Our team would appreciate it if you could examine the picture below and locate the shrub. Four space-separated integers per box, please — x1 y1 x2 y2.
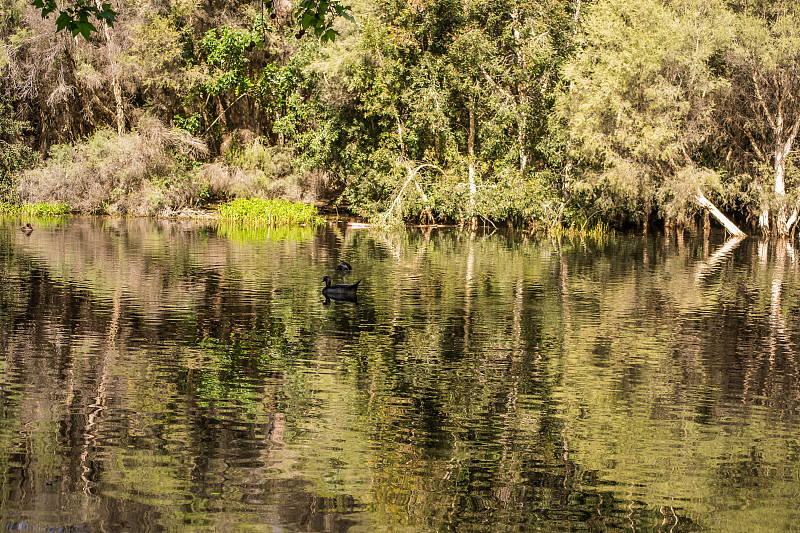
0 201 68 215
0 100 39 200
16 116 208 216
216 197 322 225
198 138 336 204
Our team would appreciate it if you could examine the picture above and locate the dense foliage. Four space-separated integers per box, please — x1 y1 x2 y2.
3 0 800 233
217 196 322 224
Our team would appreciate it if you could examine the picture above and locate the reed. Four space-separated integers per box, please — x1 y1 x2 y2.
550 220 612 240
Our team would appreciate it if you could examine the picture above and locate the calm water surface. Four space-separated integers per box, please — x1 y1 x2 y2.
1 217 799 532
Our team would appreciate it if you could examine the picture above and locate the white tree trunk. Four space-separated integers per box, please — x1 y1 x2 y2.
468 107 477 229
695 191 746 237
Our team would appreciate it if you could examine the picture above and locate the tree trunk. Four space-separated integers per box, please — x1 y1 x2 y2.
751 72 800 237
96 0 123 135
759 207 770 234
468 107 477 229
695 191 746 237
112 77 124 136
518 106 527 177
216 96 228 131
276 109 284 147
774 124 800 236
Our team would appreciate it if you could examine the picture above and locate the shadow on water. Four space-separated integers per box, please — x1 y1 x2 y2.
323 293 358 305
0 217 799 531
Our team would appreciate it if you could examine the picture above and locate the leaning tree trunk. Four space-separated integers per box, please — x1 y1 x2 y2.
695 191 746 238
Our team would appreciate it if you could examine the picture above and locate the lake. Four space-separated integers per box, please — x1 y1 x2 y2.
1 217 799 532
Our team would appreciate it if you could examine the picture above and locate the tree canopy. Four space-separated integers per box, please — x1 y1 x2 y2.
6 0 800 233
32 0 352 42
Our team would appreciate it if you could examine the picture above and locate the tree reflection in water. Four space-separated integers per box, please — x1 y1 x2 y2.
0 217 799 532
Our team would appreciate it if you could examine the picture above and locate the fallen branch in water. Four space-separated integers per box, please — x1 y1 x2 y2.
695 191 746 238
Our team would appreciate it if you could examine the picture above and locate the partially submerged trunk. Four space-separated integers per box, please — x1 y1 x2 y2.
772 112 800 236
695 191 746 238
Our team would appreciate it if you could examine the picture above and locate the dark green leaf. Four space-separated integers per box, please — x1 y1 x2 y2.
55 11 71 31
300 11 314 29
75 20 96 40
322 28 337 43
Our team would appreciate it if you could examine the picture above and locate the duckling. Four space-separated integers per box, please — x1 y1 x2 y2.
334 260 352 272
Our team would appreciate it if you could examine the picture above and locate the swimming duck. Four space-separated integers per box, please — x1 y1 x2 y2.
20 223 33 235
321 275 360 299
334 260 352 271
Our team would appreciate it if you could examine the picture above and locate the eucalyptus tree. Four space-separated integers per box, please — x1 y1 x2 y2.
716 0 800 236
557 0 739 231
445 0 574 225
301 0 574 226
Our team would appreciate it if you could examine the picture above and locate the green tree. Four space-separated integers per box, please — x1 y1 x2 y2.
297 0 573 227
557 0 735 229
178 19 315 150
0 99 38 199
716 1 800 236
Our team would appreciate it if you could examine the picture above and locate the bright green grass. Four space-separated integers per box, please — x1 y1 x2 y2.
0 201 69 216
216 198 322 226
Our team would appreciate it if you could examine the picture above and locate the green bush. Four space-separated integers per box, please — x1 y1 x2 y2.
0 201 69 216
216 197 322 225
0 99 39 200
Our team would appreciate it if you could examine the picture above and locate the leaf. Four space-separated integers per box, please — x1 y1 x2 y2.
55 11 71 32
98 4 116 25
300 11 315 30
32 0 57 17
75 20 96 40
35 0 114 39
98 10 115 25
322 28 337 43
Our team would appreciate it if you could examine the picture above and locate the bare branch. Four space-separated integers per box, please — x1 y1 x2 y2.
744 128 766 161
753 71 777 131
783 114 800 159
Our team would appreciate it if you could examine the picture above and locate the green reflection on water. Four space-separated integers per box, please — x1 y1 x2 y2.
0 219 799 532
216 221 317 242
